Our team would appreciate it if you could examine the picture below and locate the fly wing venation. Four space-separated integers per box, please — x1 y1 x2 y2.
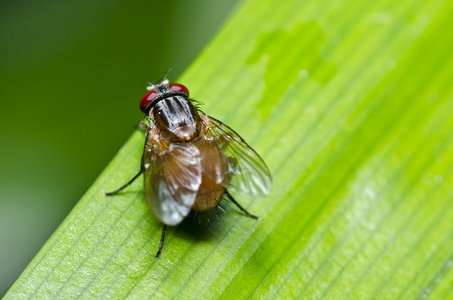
143 140 202 225
203 116 272 198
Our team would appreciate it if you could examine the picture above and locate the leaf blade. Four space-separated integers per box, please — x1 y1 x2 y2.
6 0 453 299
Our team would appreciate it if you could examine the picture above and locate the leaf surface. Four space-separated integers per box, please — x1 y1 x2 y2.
6 0 453 298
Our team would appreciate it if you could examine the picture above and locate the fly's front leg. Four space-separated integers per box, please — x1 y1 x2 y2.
135 120 149 132
105 170 143 196
106 121 149 196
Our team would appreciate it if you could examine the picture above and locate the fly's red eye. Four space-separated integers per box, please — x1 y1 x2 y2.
170 83 189 96
140 90 158 113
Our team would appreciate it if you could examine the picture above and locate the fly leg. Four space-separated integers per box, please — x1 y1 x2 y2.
105 170 143 196
155 224 167 258
135 120 148 132
106 121 148 196
225 190 258 219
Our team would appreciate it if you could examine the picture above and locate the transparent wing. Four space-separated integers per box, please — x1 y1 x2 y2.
203 116 272 198
143 136 202 225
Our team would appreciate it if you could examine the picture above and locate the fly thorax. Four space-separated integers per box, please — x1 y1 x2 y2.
153 96 199 141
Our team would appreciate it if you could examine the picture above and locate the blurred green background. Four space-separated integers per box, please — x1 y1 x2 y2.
0 0 240 295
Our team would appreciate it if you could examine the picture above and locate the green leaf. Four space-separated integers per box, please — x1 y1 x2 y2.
6 0 453 298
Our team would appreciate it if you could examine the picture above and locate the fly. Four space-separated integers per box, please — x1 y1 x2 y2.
106 78 272 257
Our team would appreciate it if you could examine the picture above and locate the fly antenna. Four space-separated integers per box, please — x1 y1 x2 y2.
163 68 172 80
146 82 156 91
156 68 172 84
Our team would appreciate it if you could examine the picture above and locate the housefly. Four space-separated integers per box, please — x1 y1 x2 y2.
106 78 272 257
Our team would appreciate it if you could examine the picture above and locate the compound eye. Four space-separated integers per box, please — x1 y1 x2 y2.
169 83 189 96
140 90 158 113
